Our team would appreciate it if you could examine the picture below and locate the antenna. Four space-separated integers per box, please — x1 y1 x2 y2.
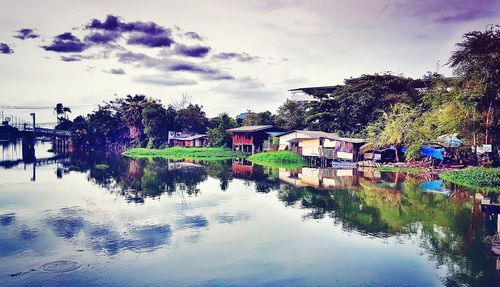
436 60 440 74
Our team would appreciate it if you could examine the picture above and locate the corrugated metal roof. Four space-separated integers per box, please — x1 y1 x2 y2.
170 134 207 141
279 130 365 143
227 125 274 132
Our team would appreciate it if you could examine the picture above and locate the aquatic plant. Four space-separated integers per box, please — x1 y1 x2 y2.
248 151 305 168
439 167 500 194
123 147 245 160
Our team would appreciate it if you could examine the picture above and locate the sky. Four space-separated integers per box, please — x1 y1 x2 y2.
0 0 499 124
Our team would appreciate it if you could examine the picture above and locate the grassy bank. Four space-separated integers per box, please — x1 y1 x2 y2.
439 167 500 194
248 151 305 169
123 147 245 160
375 167 426 174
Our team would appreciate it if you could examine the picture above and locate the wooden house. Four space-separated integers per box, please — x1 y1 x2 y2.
168 131 208 147
277 130 365 162
227 125 284 154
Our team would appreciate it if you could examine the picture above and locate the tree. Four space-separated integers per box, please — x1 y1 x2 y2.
275 100 307 130
305 73 421 135
113 95 151 147
243 111 275 126
176 104 208 133
142 102 171 148
54 103 72 126
449 25 500 146
207 113 237 147
70 116 89 148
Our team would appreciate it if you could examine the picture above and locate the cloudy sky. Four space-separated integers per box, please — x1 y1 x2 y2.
0 0 498 122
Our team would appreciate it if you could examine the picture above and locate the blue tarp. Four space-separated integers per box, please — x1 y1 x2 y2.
420 146 444 160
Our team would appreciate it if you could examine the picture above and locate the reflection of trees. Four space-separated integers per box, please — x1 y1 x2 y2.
205 160 233 191
277 178 499 285
65 155 209 199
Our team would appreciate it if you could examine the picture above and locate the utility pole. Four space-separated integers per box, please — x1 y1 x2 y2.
30 113 36 139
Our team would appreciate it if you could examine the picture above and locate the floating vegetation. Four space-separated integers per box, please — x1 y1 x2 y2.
248 151 305 169
439 167 500 194
123 147 245 160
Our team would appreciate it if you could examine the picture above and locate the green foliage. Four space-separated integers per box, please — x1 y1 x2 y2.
123 147 245 160
176 104 209 133
449 25 500 145
243 111 275 126
95 164 109 170
275 100 306 130
439 167 500 194
142 102 171 149
306 73 420 135
207 113 237 147
248 151 305 168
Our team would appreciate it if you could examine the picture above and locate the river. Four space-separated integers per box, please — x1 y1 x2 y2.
0 141 498 286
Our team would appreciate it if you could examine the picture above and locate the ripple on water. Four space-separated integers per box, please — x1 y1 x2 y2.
39 260 80 273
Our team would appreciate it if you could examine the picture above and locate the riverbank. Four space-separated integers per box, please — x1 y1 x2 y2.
248 151 305 169
123 147 245 160
374 166 426 174
438 167 500 194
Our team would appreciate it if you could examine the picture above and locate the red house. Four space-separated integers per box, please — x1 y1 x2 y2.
227 125 283 154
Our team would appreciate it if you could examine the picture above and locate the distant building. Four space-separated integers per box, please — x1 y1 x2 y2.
227 125 284 154
168 131 208 147
288 86 337 104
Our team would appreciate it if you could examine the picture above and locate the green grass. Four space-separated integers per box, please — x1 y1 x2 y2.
95 164 109 170
248 151 305 169
439 167 500 194
375 167 426 174
123 147 246 160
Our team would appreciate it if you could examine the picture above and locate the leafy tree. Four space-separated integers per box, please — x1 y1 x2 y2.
112 95 150 147
275 100 306 130
449 24 500 146
207 113 237 147
243 111 275 126
70 116 89 148
142 102 171 148
176 104 209 133
306 73 421 135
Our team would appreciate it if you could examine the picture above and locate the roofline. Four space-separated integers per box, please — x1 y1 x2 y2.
288 85 338 92
227 125 275 133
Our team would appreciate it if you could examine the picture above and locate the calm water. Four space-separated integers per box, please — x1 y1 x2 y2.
0 141 499 286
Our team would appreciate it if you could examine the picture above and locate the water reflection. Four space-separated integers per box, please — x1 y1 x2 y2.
0 144 499 286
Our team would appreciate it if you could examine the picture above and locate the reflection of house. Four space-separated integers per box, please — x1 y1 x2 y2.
228 125 284 154
168 131 208 147
277 130 366 162
278 167 360 189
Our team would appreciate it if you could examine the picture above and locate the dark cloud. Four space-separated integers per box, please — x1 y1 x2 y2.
212 52 259 62
436 8 496 23
42 32 87 53
61 56 82 62
388 0 498 23
127 32 174 48
84 31 121 44
117 51 234 80
14 28 39 40
108 68 126 75
174 44 210 57
183 31 204 41
87 15 174 48
135 75 196 86
0 43 14 54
